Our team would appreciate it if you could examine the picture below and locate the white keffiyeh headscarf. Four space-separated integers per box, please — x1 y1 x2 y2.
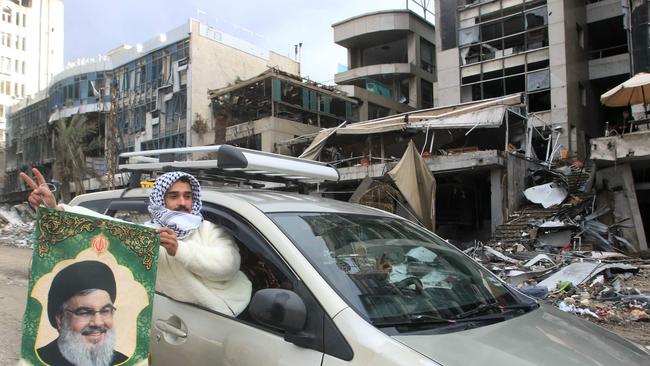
147 171 203 239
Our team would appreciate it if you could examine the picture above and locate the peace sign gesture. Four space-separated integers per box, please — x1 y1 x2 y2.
18 168 57 209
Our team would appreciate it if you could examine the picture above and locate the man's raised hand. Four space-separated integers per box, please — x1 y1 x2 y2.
18 168 57 209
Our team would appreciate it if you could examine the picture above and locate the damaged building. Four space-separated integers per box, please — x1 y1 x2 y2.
332 9 436 118
435 0 650 159
590 129 650 251
4 18 299 197
207 69 358 154
282 93 530 243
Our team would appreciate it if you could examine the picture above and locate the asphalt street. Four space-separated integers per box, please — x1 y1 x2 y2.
0 245 31 364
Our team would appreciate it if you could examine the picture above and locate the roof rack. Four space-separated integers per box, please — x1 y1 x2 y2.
118 144 340 185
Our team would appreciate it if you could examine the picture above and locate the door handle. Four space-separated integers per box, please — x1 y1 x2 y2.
155 319 187 338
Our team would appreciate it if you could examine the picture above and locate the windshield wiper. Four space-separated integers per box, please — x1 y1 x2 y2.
373 314 456 327
455 301 539 320
409 314 456 323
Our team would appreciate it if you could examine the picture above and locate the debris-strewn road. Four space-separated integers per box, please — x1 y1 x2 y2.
0 245 31 364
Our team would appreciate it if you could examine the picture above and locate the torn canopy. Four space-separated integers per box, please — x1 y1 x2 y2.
388 140 436 230
299 121 346 160
297 93 522 160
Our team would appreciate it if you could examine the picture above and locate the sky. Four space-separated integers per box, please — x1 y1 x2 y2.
62 0 434 84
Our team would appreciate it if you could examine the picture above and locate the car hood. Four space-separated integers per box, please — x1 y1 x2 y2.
393 304 649 366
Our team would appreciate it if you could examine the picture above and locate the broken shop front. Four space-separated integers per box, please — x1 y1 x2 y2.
286 94 532 243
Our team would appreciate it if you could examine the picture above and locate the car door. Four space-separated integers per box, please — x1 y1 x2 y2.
106 200 326 365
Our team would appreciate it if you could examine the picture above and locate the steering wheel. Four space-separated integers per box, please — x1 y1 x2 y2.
395 276 424 294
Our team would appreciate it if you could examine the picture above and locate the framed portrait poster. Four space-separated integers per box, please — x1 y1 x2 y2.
19 208 159 366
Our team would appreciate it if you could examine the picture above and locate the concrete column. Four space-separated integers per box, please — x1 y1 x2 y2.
621 164 648 251
490 167 504 234
410 76 421 108
408 33 421 108
407 33 419 65
359 101 369 121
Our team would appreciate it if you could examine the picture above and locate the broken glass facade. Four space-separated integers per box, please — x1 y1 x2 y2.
5 38 191 192
631 0 650 74
4 97 52 189
211 73 357 130
49 72 110 109
457 0 550 112
44 38 190 153
113 39 190 151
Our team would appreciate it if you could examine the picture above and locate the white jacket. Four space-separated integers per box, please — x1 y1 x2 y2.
59 204 252 316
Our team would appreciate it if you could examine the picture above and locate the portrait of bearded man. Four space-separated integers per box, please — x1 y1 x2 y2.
37 260 128 366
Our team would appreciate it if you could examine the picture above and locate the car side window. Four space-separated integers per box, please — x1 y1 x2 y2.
201 209 297 330
76 198 112 214
111 210 150 224
104 200 149 224
201 207 354 360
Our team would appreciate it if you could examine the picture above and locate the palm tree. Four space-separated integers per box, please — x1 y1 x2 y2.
53 114 101 202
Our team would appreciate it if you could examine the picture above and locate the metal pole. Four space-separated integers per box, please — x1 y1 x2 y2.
106 82 118 190
625 0 635 75
504 110 509 151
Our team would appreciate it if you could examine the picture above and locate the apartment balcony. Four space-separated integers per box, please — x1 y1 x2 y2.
589 51 630 80
587 0 623 24
334 63 419 84
333 10 433 49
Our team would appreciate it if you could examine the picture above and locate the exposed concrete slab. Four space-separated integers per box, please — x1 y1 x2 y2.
621 164 648 251
590 131 650 162
333 10 434 48
335 62 434 84
587 0 623 24
490 168 504 235
589 53 630 80
338 150 504 182
596 165 648 251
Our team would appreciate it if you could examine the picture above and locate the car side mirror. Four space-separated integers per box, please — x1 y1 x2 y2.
249 289 307 333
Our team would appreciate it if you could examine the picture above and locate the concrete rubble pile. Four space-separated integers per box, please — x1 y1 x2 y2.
467 162 650 326
0 203 35 249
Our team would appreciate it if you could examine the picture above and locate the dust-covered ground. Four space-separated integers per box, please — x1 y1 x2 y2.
573 266 650 347
0 245 31 364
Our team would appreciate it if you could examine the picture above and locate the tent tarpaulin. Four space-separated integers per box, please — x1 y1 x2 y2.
388 140 436 230
299 121 346 160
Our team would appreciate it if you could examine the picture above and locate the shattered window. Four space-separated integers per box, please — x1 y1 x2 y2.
526 28 548 50
458 26 479 46
420 39 434 73
525 6 547 30
527 69 550 92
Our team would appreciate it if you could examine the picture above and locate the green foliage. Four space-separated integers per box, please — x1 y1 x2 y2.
53 115 101 201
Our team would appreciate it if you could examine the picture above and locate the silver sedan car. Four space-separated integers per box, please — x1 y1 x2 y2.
70 187 650 366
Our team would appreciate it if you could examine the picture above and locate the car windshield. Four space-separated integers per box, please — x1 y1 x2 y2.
270 212 530 328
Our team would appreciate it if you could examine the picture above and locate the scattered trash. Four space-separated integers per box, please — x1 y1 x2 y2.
539 262 638 291
519 284 549 299
476 164 650 343
0 204 35 249
558 301 600 318
524 183 569 208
